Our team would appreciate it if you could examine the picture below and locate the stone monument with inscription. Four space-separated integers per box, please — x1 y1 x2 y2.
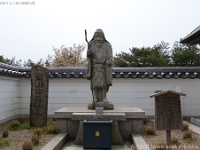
150 90 186 150
30 65 49 127
86 29 114 110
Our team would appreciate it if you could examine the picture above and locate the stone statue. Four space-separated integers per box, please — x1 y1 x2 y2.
86 29 114 110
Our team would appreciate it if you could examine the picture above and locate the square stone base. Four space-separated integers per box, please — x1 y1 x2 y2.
54 107 145 142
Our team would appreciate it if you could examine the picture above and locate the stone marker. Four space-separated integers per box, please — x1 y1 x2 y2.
150 90 186 150
30 65 49 127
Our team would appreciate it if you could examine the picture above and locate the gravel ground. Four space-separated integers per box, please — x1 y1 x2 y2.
2 118 200 150
0 119 57 150
142 119 200 150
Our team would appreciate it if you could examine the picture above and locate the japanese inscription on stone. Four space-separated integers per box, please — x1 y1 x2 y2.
155 93 183 130
30 65 49 127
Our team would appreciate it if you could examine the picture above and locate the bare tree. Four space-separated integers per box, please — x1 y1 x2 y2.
52 43 86 67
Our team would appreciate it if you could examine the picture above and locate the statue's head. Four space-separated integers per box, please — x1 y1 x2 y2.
93 29 106 47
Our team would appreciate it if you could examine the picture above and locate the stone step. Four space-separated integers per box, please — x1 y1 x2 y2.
41 133 68 150
132 134 150 150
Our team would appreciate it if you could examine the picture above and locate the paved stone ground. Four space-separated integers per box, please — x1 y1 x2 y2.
42 120 200 150
61 141 134 150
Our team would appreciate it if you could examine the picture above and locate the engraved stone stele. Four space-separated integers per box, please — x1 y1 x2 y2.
86 29 114 110
30 65 49 127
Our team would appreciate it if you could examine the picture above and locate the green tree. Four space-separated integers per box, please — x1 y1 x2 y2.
0 56 22 66
44 55 53 67
149 41 170 66
0 55 4 62
23 58 49 67
171 41 200 66
114 51 132 67
23 59 36 67
114 41 170 67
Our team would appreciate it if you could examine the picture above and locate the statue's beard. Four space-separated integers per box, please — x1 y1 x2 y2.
95 41 103 47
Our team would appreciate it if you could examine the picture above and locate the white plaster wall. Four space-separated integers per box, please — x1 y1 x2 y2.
109 79 200 117
17 78 31 116
18 78 91 116
1 77 200 122
0 77 19 122
18 78 200 117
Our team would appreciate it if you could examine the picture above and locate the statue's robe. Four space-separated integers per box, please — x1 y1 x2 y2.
87 41 113 89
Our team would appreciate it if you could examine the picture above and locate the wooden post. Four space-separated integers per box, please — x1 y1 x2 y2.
166 130 171 150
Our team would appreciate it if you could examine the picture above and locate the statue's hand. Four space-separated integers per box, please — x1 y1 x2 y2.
87 49 93 57
106 61 112 66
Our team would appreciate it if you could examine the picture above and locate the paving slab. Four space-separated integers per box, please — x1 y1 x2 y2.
61 141 134 150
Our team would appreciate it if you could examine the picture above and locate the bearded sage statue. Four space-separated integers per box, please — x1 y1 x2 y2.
86 29 114 110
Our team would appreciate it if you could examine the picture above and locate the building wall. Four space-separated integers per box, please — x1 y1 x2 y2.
0 77 200 122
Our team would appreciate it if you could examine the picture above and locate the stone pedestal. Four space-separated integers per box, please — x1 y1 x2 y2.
72 112 125 144
54 107 145 144
88 101 114 110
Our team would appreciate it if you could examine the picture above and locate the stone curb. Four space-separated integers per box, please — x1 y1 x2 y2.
132 134 150 150
185 121 200 135
191 118 200 127
41 133 68 150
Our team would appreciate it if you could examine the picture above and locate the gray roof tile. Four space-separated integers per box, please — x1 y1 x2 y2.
1 63 200 79
181 25 200 45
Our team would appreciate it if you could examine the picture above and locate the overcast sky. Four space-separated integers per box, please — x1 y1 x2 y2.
0 0 200 62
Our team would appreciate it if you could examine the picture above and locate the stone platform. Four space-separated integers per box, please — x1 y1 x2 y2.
54 107 145 144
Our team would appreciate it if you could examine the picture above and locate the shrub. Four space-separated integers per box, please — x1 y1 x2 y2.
171 135 179 146
2 129 9 138
22 140 33 150
143 117 151 124
8 120 29 130
145 125 155 135
155 142 166 150
18 117 25 124
33 128 42 137
31 134 39 146
52 117 56 121
42 125 58 134
183 130 192 140
10 120 20 128
182 122 189 131
0 139 10 149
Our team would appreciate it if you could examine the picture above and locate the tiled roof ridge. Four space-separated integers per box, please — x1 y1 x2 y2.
0 62 200 79
181 25 200 42
180 25 200 45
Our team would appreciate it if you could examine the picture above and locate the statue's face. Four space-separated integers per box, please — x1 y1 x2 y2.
94 32 104 47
